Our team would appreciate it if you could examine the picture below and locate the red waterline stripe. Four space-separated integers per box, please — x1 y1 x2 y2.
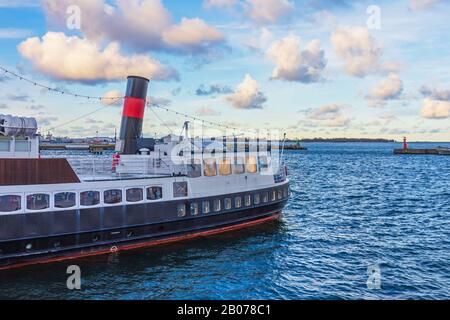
122 97 146 119
0 213 281 271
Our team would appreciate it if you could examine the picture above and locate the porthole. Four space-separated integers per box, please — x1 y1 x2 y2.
0 195 21 213
254 194 260 205
214 199 221 212
271 191 276 201
25 243 33 251
202 201 211 214
190 203 199 216
245 195 251 207
224 198 232 210
235 196 242 208
177 203 187 217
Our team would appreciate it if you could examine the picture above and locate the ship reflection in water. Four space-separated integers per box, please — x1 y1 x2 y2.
0 218 284 300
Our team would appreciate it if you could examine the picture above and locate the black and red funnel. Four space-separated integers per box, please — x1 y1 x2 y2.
116 76 149 154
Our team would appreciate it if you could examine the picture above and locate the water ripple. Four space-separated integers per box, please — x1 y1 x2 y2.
0 143 449 299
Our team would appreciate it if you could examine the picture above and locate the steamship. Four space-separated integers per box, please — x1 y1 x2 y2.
0 76 290 270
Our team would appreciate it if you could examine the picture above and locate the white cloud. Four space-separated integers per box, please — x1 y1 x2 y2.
196 106 221 116
307 103 351 127
204 0 238 9
226 74 267 109
366 73 404 107
419 84 450 119
147 96 172 107
309 104 342 120
267 36 326 83
102 90 123 106
204 0 294 24
244 27 274 52
421 98 450 119
42 0 225 54
246 0 294 24
420 85 450 101
331 26 399 77
162 18 224 52
18 32 178 83
409 0 440 10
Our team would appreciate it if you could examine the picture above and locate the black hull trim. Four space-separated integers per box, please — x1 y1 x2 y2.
0 201 286 270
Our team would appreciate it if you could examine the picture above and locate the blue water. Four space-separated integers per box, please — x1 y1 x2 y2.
0 142 449 300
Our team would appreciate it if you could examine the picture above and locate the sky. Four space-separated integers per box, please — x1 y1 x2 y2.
0 0 449 141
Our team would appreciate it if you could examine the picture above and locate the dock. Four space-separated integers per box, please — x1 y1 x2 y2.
285 144 308 151
394 137 450 156
40 143 116 154
394 149 439 155
394 137 449 155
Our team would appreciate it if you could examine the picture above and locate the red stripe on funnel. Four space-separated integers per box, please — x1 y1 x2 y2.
123 97 145 119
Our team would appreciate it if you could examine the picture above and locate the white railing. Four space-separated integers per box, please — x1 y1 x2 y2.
66 157 188 181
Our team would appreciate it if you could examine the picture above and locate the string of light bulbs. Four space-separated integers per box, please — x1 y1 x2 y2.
0 66 123 101
1 65 247 134
149 103 243 133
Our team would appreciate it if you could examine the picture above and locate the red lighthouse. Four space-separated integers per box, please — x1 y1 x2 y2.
403 137 409 150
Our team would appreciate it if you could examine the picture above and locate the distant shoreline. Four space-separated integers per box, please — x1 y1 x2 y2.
292 138 396 143
288 139 449 143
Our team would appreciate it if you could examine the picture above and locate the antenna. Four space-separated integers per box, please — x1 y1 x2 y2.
181 121 190 140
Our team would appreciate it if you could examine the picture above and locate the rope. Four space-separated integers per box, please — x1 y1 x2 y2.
46 105 110 132
0 66 124 101
150 107 175 135
1 65 250 135
149 103 242 133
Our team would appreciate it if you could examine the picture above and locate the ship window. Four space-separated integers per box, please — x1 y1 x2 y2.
283 188 288 198
187 160 202 178
224 198 232 210
278 190 283 200
245 195 252 207
126 188 144 203
177 204 187 217
254 194 260 205
0 140 10 152
80 191 100 207
0 195 21 212
288 186 291 197
27 194 50 211
104 190 122 204
202 201 210 214
233 157 245 175
263 192 269 203
190 203 199 216
147 187 163 200
235 196 242 209
271 190 276 201
218 158 232 176
214 199 221 212
174 182 188 198
245 156 258 174
203 159 217 177
258 156 269 172
54 192 76 209
15 140 31 152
